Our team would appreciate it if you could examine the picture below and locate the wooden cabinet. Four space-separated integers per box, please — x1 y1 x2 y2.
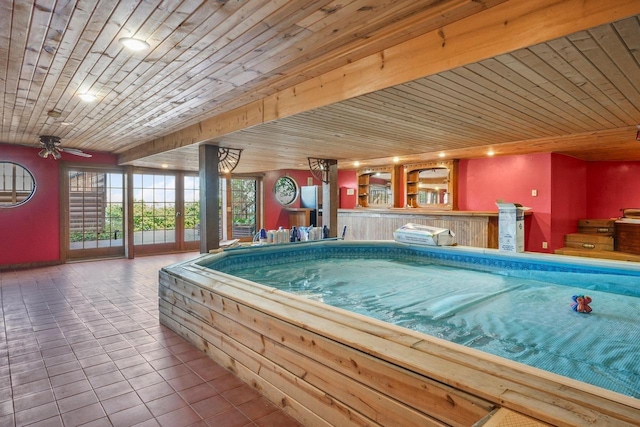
564 233 614 251
357 174 369 207
406 170 419 208
615 221 640 255
578 219 615 235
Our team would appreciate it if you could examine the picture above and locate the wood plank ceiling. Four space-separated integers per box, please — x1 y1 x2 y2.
2 1 640 173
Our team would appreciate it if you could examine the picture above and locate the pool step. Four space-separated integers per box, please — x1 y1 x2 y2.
554 247 640 262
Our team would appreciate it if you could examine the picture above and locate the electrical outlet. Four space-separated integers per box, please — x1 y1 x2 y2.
532 189 538 197
542 241 548 249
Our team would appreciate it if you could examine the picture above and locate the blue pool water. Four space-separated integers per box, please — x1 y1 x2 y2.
205 243 640 398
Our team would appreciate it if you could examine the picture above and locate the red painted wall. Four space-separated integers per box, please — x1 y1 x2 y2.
550 154 587 250
458 153 553 252
0 144 117 267
263 169 358 230
586 161 640 219
263 170 322 230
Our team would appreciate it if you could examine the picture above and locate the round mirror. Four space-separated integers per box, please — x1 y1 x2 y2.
274 175 298 206
0 162 36 208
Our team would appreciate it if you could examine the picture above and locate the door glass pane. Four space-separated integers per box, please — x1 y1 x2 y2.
231 178 257 239
184 175 200 242
133 173 176 245
68 171 124 250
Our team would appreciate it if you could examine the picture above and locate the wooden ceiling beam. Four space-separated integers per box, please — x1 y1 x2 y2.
119 0 640 165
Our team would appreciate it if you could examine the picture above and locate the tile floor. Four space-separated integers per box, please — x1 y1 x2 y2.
0 254 303 427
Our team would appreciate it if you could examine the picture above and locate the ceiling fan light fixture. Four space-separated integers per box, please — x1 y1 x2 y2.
119 37 150 51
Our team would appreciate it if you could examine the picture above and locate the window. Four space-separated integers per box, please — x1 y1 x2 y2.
0 162 36 207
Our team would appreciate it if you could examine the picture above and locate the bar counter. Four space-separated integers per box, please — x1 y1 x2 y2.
337 208 499 248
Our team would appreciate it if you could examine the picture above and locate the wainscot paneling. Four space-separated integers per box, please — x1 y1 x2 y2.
338 209 498 248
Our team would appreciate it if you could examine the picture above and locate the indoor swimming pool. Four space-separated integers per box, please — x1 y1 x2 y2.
160 241 640 427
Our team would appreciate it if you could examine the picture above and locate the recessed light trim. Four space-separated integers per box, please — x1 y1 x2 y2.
119 37 150 51
78 93 97 102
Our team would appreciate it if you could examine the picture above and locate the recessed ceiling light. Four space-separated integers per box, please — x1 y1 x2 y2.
487 150 495 156
60 122 73 126
353 161 360 167
438 152 445 158
393 156 399 163
47 110 62 118
161 163 169 169
119 37 150 51
78 93 97 102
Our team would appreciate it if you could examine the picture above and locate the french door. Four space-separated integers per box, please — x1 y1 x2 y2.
63 167 126 260
132 170 200 255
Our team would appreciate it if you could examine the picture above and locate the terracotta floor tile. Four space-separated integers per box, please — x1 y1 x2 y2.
120 362 155 380
46 360 82 377
205 408 251 427
191 395 233 419
14 401 60 426
167 372 205 391
57 390 99 413
253 410 303 427
13 389 55 412
222 385 262 406
145 393 187 417
0 400 13 417
102 391 144 415
28 415 64 426
53 379 93 400
236 396 278 421
178 383 219 404
43 352 77 367
135 382 175 404
94 380 135 401
61 402 106 427
88 371 126 389
147 355 182 370
127 418 160 427
83 361 118 378
1 254 301 427
12 378 51 398
128 372 165 390
156 406 201 427
77 417 112 427
108 404 154 427
208 373 246 393
114 354 151 370
157 364 192 381
78 354 111 369
50 369 87 388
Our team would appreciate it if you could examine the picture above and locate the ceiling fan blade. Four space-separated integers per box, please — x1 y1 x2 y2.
60 148 92 157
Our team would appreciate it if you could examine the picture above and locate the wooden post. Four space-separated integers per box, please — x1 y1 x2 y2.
321 160 338 238
199 145 220 253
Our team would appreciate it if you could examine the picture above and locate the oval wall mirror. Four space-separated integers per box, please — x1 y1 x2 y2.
0 162 36 208
274 175 299 206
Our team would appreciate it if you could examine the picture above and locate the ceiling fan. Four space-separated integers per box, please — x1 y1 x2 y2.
38 135 92 159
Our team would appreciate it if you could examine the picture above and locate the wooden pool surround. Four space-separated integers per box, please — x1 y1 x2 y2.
159 252 640 427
